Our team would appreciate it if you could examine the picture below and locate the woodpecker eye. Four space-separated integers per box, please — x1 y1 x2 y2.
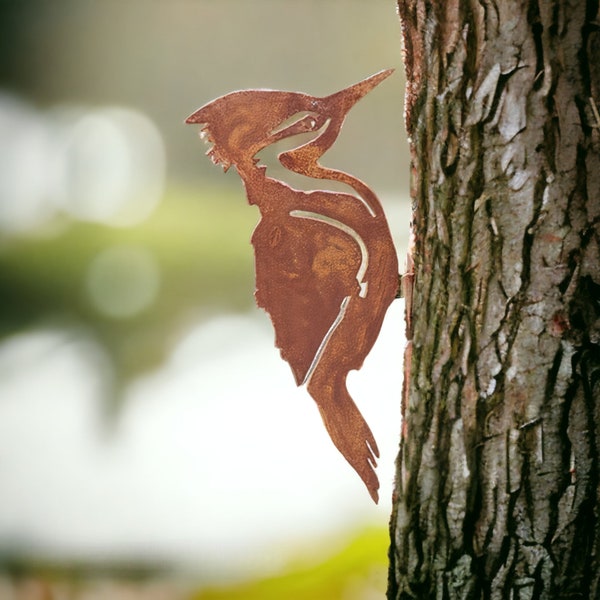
270 112 325 139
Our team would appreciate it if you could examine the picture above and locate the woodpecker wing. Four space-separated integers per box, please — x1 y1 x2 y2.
252 210 363 386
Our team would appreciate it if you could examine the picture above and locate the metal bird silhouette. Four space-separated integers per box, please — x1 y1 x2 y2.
186 70 399 502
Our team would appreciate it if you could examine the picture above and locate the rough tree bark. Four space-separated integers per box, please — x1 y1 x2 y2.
388 1 600 598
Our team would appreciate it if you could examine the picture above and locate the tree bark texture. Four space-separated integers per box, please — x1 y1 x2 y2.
388 1 600 598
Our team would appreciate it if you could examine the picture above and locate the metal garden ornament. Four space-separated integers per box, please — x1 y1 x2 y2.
186 70 399 502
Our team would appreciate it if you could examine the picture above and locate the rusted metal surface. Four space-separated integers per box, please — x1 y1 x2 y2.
187 70 399 502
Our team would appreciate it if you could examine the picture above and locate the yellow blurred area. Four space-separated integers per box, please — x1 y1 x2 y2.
0 1 409 597
192 528 390 600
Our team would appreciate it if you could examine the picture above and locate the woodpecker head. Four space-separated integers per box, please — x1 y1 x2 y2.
186 69 393 173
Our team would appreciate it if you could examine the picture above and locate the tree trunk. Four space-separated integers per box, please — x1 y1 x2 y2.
388 1 600 598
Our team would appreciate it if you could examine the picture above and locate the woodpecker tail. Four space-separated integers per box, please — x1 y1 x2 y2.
307 369 380 503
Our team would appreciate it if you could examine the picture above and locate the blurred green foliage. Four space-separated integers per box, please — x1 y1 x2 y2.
0 526 390 599
0 185 256 386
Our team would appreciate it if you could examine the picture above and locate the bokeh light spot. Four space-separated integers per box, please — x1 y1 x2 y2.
0 95 54 233
59 107 166 227
86 245 160 319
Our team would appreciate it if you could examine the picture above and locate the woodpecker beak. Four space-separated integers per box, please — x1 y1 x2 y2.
321 69 394 115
